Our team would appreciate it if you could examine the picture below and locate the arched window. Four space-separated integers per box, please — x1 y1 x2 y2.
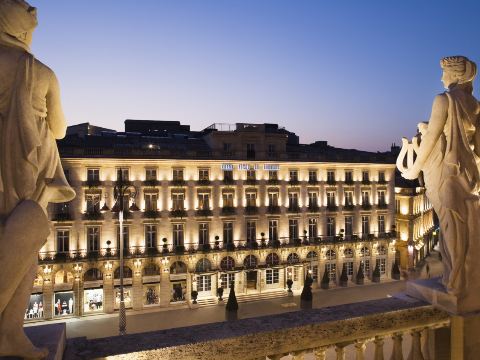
220 256 235 271
266 253 280 266
114 266 132 279
84 268 103 281
170 261 187 274
325 249 336 260
143 263 160 276
361 246 370 257
377 245 387 255
243 255 258 269
343 248 354 258
54 270 74 284
195 258 212 273
287 253 300 264
306 251 318 260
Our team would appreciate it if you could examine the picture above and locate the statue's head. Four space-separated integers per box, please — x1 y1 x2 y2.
440 56 477 90
0 0 37 48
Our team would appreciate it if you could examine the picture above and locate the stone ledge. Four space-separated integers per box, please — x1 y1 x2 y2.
64 297 449 359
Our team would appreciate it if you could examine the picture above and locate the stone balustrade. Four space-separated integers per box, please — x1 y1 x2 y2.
65 297 450 360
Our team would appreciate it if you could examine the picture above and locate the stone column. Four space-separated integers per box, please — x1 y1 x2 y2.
73 279 82 316
374 336 385 360
42 280 53 319
314 347 327 360
355 340 366 360
103 275 114 314
408 329 424 360
450 314 480 360
391 332 404 360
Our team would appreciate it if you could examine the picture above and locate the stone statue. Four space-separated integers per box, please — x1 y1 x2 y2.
0 0 75 358
397 56 480 310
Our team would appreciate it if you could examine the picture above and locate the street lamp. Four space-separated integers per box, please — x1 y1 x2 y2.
101 171 138 335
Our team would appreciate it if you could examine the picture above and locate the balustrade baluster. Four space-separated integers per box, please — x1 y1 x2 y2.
421 328 432 360
267 354 284 360
313 347 327 360
355 340 367 360
374 336 385 360
335 344 346 360
291 350 308 359
407 330 424 360
390 333 404 360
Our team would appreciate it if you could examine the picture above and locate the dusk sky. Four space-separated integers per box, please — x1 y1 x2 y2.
29 0 480 152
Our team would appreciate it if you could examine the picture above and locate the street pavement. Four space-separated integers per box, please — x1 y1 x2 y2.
26 251 443 342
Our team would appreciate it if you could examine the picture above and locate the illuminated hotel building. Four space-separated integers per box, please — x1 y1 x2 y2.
394 175 437 271
27 121 398 320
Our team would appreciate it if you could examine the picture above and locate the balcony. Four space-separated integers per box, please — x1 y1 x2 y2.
267 178 279 185
221 206 236 216
288 179 300 186
308 179 319 185
343 203 355 211
113 211 132 220
169 209 187 218
244 178 257 185
307 205 320 213
244 206 258 215
196 179 211 186
82 179 103 187
142 179 160 187
326 179 337 185
169 179 186 186
222 178 235 185
344 178 354 185
195 208 213 217
143 210 161 219
377 202 388 209
361 179 371 185
362 203 372 210
266 205 281 214
326 204 338 212
287 205 300 213
67 297 450 359
82 211 104 221
52 212 73 221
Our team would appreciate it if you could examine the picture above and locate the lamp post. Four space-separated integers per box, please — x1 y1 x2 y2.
101 171 138 335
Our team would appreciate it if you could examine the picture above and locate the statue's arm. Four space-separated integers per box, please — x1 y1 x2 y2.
402 94 448 179
45 71 67 139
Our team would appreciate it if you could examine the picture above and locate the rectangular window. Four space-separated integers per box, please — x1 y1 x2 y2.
308 265 318 282
268 170 278 181
172 168 184 181
223 170 233 181
308 218 318 239
289 170 298 182
326 263 336 281
57 230 70 253
173 224 184 246
362 191 370 205
327 170 335 183
289 219 298 241
86 194 101 213
246 221 256 243
222 192 234 207
362 216 370 236
268 192 278 207
145 225 157 248
223 222 233 244
172 193 184 211
362 171 369 182
246 169 256 180
247 143 255 159
199 223 209 245
346 261 354 276
267 144 276 157
293 267 299 281
288 192 299 209
308 170 317 183
378 171 386 183
116 225 129 250
345 170 353 183
220 273 235 289
378 215 385 235
345 216 353 236
116 168 129 181
246 192 257 207
327 191 336 207
145 168 157 181
87 227 100 252
327 217 335 237
378 190 386 205
198 169 209 181
308 192 318 207
269 220 278 241
197 275 212 292
361 260 370 275
87 168 99 182
344 191 354 206
198 193 210 210
223 143 232 152
266 269 279 284
144 193 158 211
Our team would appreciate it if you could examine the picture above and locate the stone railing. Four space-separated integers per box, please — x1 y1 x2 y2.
65 297 450 360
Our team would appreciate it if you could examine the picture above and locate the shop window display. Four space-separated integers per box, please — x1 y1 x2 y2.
54 291 74 316
170 281 186 302
143 284 160 306
114 287 132 309
25 294 44 320
83 288 103 313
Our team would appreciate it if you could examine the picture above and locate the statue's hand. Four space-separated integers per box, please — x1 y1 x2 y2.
401 166 420 180
417 122 428 136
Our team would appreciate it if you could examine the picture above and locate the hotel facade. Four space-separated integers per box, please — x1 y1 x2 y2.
26 121 398 320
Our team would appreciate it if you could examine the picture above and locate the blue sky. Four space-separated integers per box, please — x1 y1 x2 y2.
29 0 480 151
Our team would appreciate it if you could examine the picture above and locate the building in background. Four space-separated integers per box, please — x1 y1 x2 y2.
29 120 398 320
394 174 437 271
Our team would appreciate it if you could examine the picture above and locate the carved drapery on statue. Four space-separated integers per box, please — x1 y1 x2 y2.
397 56 480 299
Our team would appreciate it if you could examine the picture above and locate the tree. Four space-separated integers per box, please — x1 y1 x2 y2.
225 282 238 312
340 263 348 287
300 274 313 302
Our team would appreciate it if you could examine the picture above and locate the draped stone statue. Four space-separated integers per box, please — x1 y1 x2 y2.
397 56 480 312
0 0 75 357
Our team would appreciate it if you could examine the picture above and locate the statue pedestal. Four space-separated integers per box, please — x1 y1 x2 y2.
406 277 480 315
0 323 66 360
407 277 480 360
